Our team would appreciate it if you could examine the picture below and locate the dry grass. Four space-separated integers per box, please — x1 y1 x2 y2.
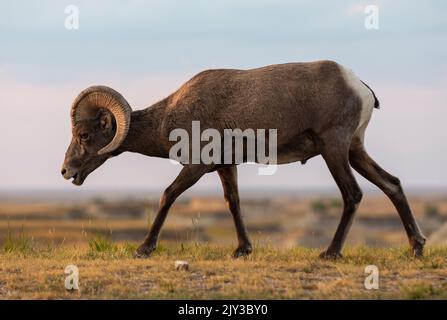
1 236 447 299
1 194 446 299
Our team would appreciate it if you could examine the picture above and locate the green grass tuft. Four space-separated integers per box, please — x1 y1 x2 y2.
2 226 34 254
401 283 444 299
87 234 118 257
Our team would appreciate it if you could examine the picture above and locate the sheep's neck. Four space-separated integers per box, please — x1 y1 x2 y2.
118 102 170 159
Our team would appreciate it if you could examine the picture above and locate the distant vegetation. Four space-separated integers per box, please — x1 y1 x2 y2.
425 204 440 219
311 198 343 215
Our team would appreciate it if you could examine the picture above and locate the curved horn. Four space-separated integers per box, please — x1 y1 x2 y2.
71 85 132 155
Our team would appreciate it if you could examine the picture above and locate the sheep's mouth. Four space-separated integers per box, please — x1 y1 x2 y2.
63 159 105 186
63 170 83 185
72 173 85 186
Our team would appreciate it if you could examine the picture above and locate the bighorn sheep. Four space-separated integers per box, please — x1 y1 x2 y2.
61 60 426 258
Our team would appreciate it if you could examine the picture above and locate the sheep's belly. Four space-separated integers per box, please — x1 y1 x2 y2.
274 131 320 165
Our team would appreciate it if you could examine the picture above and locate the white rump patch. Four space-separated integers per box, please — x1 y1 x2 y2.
340 66 375 136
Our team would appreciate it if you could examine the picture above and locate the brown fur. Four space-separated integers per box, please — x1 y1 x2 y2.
62 60 425 259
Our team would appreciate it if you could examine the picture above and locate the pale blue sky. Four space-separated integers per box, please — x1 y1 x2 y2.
1 1 446 192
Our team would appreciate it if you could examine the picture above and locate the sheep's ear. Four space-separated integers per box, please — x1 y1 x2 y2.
99 111 113 131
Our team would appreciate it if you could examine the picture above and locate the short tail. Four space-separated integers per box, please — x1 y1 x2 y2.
360 80 380 109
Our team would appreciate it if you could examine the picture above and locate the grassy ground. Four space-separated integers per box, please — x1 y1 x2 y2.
1 235 447 299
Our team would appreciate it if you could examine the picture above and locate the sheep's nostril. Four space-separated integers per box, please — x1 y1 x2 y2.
61 168 67 176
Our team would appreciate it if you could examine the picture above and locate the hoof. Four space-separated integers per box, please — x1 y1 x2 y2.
233 244 253 258
134 244 155 259
412 237 426 258
319 250 342 260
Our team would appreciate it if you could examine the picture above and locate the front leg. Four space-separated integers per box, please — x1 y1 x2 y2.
135 165 210 258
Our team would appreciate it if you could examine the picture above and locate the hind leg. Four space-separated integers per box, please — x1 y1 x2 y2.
349 137 426 256
319 138 363 259
217 165 252 258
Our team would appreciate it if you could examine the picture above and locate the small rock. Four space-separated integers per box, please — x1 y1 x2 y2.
175 260 189 271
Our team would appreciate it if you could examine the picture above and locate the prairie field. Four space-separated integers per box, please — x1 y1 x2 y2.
1 191 447 299
1 243 447 299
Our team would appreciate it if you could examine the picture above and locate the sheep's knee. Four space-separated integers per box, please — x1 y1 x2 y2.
383 176 404 198
344 187 363 209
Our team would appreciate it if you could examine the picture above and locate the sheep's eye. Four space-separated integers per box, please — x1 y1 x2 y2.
79 133 89 141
